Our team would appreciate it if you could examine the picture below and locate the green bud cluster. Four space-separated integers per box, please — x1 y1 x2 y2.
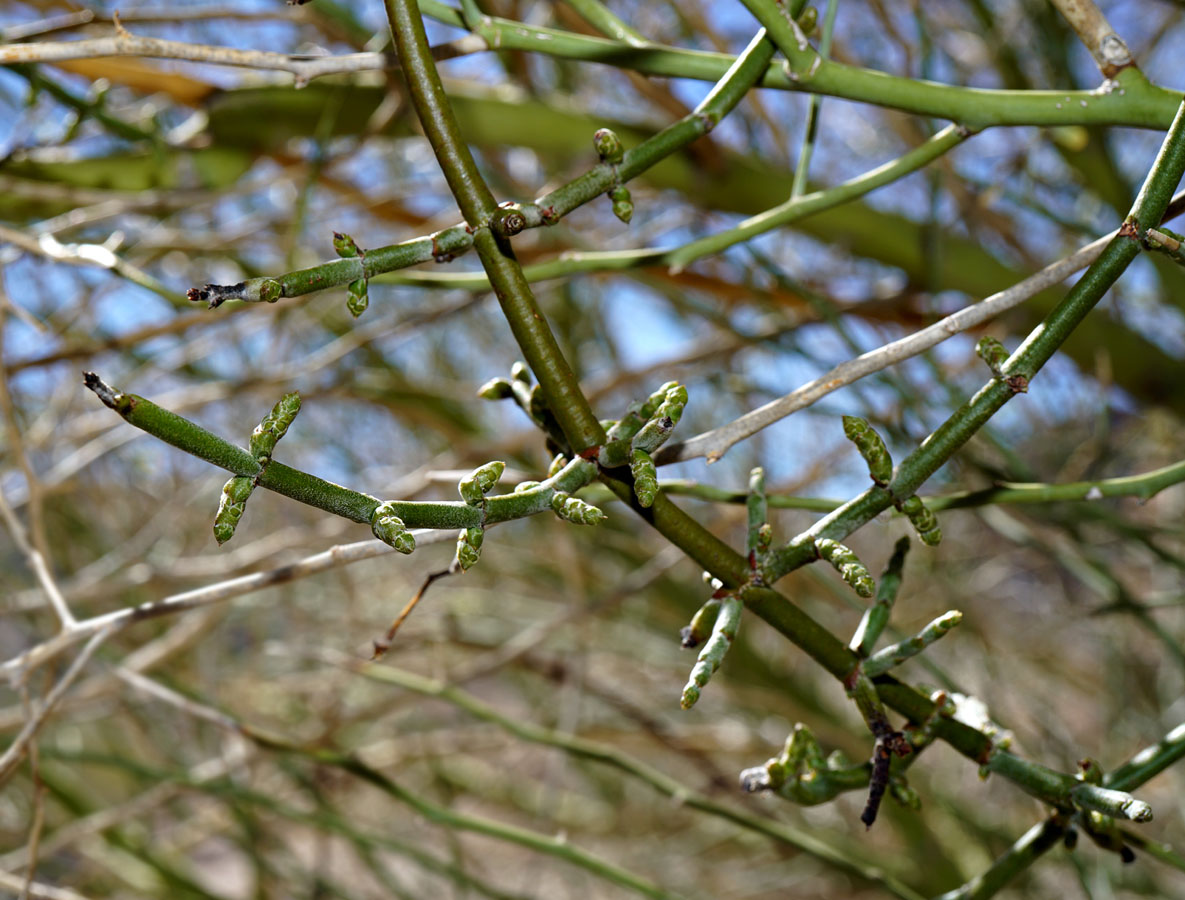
842 415 892 484
975 336 1009 374
681 593 742 709
455 526 484 571
490 207 527 238
459 460 506 505
333 231 360 258
631 383 687 453
250 392 301 462
551 491 606 525
629 448 658 507
258 279 283 304
598 382 688 507
609 185 633 223
756 523 773 553
213 475 254 545
333 232 370 317
213 391 303 544
900 494 942 545
740 724 878 807
593 127 624 164
889 780 921 810
602 381 677 446
346 277 368 318
816 538 875 597
371 502 415 554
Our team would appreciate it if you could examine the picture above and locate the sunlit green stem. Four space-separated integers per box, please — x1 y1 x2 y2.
654 457 1185 511
862 611 963 677
665 124 969 269
191 119 964 308
562 0 648 46
850 536 909 656
1106 721 1185 790
680 597 721 649
933 818 1069 900
681 593 742 709
746 467 768 560
84 372 605 533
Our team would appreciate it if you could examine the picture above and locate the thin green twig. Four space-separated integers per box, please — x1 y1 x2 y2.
356 663 926 900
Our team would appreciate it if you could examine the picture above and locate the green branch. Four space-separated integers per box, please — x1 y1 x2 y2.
934 818 1069 900
358 664 926 899
82 372 605 534
188 115 962 307
761 99 1185 584
188 27 792 311
413 0 1184 129
655 456 1185 512
54 747 679 900
590 467 1136 816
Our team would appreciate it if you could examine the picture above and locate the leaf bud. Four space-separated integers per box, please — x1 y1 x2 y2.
592 127 624 164
333 231 360 258
371 502 415 554
346 277 368 318
477 377 514 400
609 185 633 224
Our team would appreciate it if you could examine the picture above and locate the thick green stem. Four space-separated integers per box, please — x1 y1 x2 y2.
385 0 602 451
386 0 496 225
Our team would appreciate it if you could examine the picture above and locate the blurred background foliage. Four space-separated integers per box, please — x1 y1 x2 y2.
2 0 1185 897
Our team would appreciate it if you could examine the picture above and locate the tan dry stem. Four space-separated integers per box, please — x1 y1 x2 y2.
1047 0 1133 75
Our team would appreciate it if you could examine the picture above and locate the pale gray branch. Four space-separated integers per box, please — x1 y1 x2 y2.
0 32 486 85
1 531 456 680
657 227 1123 465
